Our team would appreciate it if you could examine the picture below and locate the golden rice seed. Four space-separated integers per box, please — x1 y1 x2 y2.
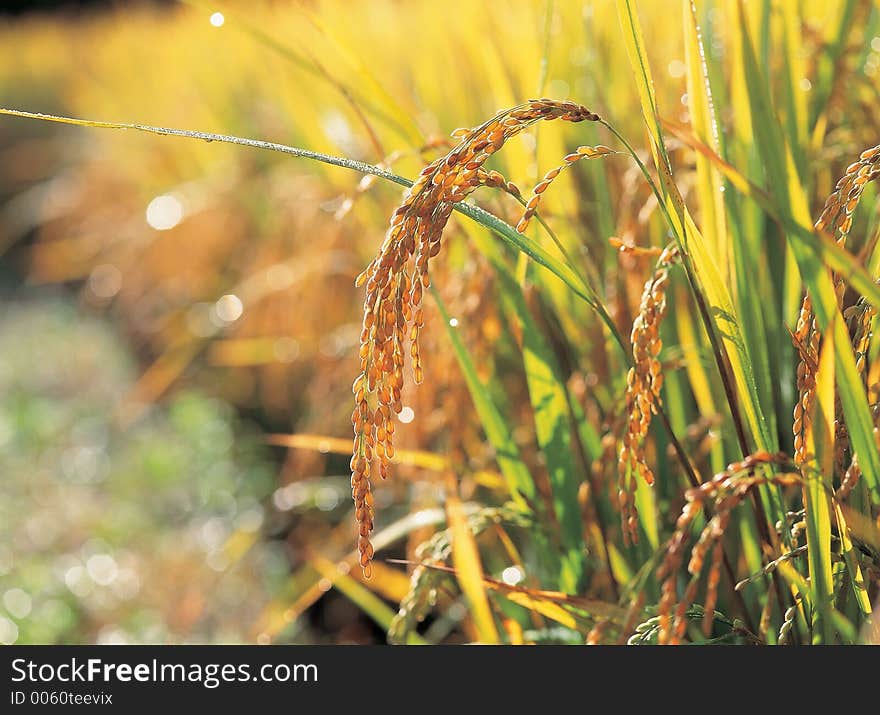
671 579 699 645
777 598 802 645
657 580 677 645
702 542 723 637
837 456 861 500
533 180 551 195
626 513 639 537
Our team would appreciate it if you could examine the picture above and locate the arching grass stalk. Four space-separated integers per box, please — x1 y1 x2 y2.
0 108 602 312
0 108 635 366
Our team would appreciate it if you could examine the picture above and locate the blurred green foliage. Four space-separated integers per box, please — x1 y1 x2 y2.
0 298 284 643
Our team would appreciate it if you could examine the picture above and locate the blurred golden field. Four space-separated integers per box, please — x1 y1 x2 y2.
1 0 879 645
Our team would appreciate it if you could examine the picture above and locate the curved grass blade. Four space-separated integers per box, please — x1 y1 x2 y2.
432 287 536 508
253 507 448 641
265 433 447 471
805 334 835 643
684 0 728 275
663 119 880 309
0 108 606 320
493 252 586 592
733 6 880 504
310 555 429 645
446 492 501 643
833 503 872 620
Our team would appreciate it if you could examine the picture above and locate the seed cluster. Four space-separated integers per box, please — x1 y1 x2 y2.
476 168 523 201
734 544 809 592
793 145 880 471
656 451 796 645
792 293 819 466
617 245 679 544
778 592 804 645
352 99 600 574
814 145 880 237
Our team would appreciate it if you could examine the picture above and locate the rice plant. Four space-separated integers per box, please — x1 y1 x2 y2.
1 0 879 644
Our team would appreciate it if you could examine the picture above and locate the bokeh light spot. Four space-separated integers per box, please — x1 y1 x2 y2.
215 294 244 323
273 337 300 363
501 566 524 586
88 264 122 299
668 59 686 78
145 194 184 230
86 554 118 586
3 588 32 619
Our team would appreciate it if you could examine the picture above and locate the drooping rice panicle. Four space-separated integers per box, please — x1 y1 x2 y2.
656 451 796 644
813 145 880 238
586 618 611 645
701 541 724 637
617 245 679 544
793 145 879 473
352 99 600 574
792 294 819 467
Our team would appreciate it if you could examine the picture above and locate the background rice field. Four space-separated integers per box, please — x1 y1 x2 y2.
0 0 879 644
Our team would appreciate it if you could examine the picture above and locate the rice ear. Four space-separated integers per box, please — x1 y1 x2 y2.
351 100 600 573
